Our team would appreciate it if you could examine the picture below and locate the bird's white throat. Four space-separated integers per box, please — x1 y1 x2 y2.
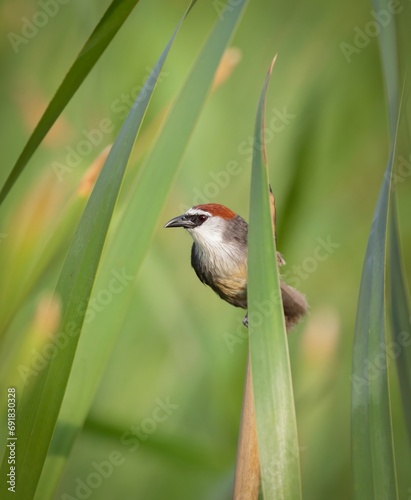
188 218 246 275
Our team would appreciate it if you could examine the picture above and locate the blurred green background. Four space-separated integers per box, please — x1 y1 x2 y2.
1 0 411 498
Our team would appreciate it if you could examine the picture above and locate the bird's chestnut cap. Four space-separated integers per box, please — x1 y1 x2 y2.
164 203 236 229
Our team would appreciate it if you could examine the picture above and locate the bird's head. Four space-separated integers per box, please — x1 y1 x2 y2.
164 203 246 251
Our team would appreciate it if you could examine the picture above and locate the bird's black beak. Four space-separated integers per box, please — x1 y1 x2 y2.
164 214 194 229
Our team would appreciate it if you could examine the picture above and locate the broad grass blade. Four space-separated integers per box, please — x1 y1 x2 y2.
350 144 399 500
248 58 302 499
350 106 400 500
388 203 411 445
375 0 411 450
350 0 410 496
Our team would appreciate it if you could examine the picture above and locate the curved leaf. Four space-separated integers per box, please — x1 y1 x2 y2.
248 58 302 499
350 145 398 499
389 203 411 445
350 0 399 489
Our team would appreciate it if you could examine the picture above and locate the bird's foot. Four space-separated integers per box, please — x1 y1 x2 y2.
242 313 248 328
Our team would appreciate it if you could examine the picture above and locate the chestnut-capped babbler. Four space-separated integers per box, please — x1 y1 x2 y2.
165 203 307 329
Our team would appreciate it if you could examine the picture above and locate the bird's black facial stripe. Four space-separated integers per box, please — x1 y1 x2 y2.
187 213 209 227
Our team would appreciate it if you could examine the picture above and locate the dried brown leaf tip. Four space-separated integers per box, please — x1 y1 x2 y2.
269 185 277 239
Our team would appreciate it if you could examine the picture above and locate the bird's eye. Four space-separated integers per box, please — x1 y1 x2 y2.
197 214 207 224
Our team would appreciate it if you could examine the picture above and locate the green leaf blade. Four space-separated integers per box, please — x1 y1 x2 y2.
389 205 411 445
248 61 302 499
350 148 398 500
351 2 411 499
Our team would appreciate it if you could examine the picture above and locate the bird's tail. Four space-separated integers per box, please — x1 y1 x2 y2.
280 280 308 331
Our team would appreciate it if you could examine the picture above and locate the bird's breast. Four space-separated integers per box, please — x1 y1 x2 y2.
191 243 248 308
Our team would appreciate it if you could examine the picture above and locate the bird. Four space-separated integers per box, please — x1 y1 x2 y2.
164 202 308 330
